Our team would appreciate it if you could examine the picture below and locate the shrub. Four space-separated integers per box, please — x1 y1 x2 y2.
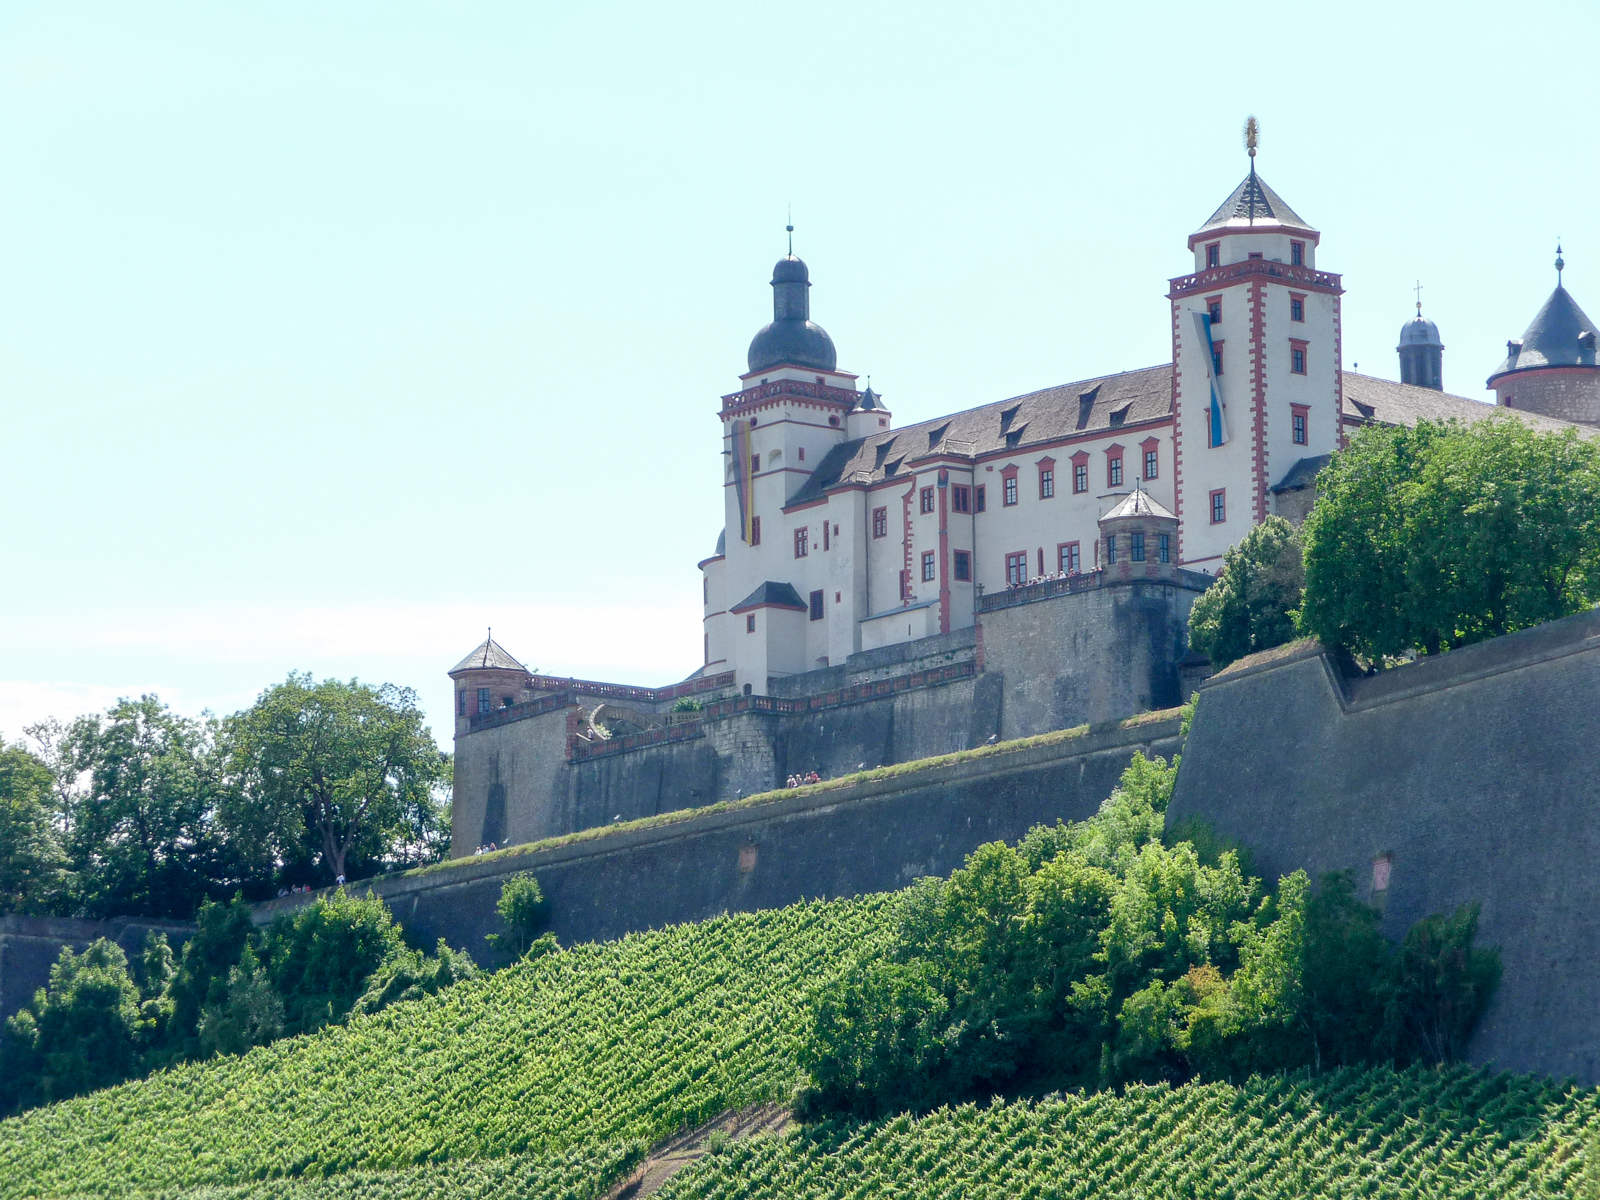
257 890 408 1036
487 873 553 960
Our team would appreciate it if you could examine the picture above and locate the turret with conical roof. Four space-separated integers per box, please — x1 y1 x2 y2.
1489 248 1600 425
448 634 536 736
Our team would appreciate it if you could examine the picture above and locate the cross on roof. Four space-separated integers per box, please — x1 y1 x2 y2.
1413 279 1424 315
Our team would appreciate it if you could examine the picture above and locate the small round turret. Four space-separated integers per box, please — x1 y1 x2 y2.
1397 302 1444 391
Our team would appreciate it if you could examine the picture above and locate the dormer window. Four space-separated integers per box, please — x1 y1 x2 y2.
1205 243 1220 268
1290 241 1305 266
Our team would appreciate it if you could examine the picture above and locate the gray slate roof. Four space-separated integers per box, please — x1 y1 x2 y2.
788 364 1173 505
731 581 807 612
449 637 527 676
1102 487 1176 521
1489 286 1600 380
1340 372 1590 436
1195 169 1315 237
1271 454 1332 494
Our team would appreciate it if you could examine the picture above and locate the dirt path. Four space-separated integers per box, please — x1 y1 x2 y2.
604 1102 792 1199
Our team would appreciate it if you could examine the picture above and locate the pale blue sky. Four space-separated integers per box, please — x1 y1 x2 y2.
2 1 1594 746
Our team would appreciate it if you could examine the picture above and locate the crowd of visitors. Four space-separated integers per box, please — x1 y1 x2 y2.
785 771 822 788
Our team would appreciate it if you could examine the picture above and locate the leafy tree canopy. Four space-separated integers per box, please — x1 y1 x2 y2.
0 743 70 915
1187 515 1304 670
1301 417 1600 660
222 674 449 884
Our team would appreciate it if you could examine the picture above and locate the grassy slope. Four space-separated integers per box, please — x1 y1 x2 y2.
3 887 1596 1199
0 899 889 1200
658 1068 1596 1199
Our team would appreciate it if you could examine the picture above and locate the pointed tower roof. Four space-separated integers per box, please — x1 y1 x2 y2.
1190 168 1316 247
1100 488 1176 522
448 636 527 677
1489 286 1600 381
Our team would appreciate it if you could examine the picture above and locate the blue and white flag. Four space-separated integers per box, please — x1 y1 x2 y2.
1191 309 1229 447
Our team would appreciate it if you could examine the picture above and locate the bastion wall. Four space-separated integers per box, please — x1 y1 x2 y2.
1167 606 1600 1082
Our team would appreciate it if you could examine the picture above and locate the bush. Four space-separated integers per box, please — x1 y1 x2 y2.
1187 515 1304 669
257 890 408 1036
486 873 552 961
670 697 704 713
798 754 1501 1118
352 939 480 1016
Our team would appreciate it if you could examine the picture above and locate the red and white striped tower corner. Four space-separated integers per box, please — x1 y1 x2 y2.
1168 119 1343 573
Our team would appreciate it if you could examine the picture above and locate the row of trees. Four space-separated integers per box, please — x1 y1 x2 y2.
1190 416 1600 670
798 754 1500 1118
0 874 552 1114
1 674 450 920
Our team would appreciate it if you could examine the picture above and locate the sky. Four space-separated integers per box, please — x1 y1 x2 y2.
2 1 1595 748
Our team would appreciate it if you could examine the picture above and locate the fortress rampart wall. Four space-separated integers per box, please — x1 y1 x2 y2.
1167 607 1600 1081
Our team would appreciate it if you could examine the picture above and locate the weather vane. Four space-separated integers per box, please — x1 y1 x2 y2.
1244 116 1259 159
787 205 794 256
1557 242 1565 287
1414 279 1424 316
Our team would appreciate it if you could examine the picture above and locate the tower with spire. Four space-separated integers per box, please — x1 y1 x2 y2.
1397 284 1445 390
1167 117 1344 570
1487 247 1600 425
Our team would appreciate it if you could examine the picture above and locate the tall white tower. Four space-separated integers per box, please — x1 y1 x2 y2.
1168 120 1343 570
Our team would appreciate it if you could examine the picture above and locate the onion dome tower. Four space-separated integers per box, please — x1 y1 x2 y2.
1397 288 1444 390
746 227 838 374
1488 247 1600 425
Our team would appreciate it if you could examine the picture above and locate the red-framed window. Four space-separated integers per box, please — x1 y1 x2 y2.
1290 240 1305 266
1039 459 1055 498
1001 465 1019 506
1107 446 1124 489
1291 403 1309 445
919 486 935 514
1290 339 1308 375
751 516 761 545
1141 437 1159 481
952 484 970 513
872 507 887 538
1210 489 1226 524
809 590 824 620
1005 551 1027 586
921 550 936 582
974 484 987 512
1205 242 1220 268
1071 450 1089 493
750 454 760 478
1206 295 1222 325
746 614 756 633
1290 292 1306 323
1212 341 1225 376
899 569 912 600
1058 541 1080 574
953 549 972 581
794 527 808 558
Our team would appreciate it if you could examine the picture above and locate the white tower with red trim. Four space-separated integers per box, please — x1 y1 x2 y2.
1169 121 1344 570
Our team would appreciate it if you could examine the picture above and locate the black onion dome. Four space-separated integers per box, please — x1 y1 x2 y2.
746 254 838 373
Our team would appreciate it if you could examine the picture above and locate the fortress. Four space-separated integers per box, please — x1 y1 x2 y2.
447 141 1600 859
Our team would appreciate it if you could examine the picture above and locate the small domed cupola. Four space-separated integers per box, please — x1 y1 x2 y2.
746 235 838 374
1397 291 1444 391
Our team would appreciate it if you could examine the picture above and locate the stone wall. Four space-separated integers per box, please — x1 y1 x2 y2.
980 577 1205 740
1498 368 1600 426
265 715 1184 957
1167 609 1600 1082
1 916 195 1021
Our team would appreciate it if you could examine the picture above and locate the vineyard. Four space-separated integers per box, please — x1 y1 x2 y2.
0 898 890 1199
658 1066 1596 1200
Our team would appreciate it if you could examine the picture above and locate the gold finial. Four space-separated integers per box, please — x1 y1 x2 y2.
1244 116 1259 159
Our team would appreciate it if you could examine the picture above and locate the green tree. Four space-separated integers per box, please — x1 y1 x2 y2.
1301 417 1600 660
0 939 148 1111
1397 901 1502 1064
1187 515 1305 670
52 696 230 919
222 675 448 884
197 944 284 1057
257 889 407 1036
352 939 480 1016
159 895 257 1062
0 743 70 914
486 872 554 961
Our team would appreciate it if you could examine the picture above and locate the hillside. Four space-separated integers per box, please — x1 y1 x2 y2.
1 891 1596 1199
0 899 889 1199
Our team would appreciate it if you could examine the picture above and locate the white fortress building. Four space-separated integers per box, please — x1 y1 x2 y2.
448 134 1598 854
